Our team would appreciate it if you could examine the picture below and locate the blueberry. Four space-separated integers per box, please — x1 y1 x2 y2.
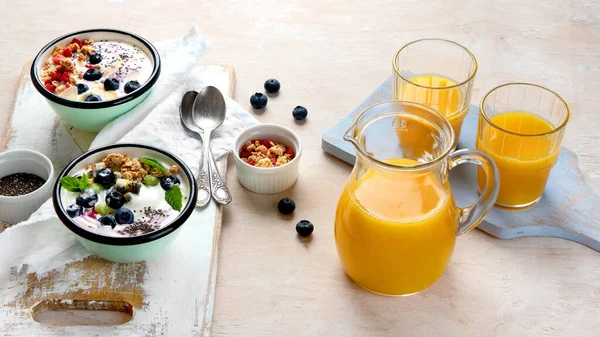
83 68 102 81
85 94 102 102
264 78 281 94
296 220 314 237
292 106 308 120
77 83 89 94
66 204 83 218
99 215 117 229
160 175 181 191
124 81 141 94
105 191 125 209
115 208 134 225
278 198 296 215
250 92 268 109
89 53 103 65
104 78 120 91
76 189 98 208
94 168 115 187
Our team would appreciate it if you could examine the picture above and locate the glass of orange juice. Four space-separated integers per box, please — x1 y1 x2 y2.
393 39 477 149
335 101 499 296
477 83 570 209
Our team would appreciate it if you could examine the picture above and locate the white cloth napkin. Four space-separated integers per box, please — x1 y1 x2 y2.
0 25 258 281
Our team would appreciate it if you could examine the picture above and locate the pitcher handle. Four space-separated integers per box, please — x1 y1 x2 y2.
449 149 500 236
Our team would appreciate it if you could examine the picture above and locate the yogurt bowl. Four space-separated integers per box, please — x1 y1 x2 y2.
31 29 161 132
52 144 196 263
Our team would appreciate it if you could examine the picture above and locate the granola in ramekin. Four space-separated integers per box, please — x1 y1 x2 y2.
240 139 295 168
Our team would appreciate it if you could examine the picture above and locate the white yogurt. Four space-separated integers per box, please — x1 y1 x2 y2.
43 40 153 102
60 162 189 237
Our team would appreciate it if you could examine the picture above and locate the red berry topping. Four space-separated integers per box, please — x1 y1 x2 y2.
45 83 56 92
248 162 255 166
55 66 64 73
63 47 72 57
261 140 273 148
85 65 94 69
271 158 277 166
44 79 52 85
286 147 295 158
71 38 83 47
61 73 70 83
51 72 61 80
65 83 71 88
52 55 64 65
240 151 252 158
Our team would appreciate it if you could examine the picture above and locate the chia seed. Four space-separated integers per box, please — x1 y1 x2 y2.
0 173 46 196
121 220 160 236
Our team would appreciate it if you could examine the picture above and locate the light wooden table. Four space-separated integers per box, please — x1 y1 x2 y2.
1 1 599 336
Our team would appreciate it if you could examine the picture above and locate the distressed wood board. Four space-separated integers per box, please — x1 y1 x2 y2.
322 76 600 252
0 62 235 336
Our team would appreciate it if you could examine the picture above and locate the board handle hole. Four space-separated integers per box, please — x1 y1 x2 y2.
31 299 133 325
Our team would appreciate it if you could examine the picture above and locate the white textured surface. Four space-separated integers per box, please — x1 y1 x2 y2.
0 25 257 336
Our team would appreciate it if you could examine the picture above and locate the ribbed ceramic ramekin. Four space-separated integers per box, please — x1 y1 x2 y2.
0 150 54 224
233 124 302 194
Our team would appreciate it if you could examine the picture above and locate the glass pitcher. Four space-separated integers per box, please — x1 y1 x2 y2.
335 101 499 296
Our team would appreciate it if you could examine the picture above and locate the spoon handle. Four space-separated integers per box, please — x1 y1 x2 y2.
208 147 232 205
196 131 212 207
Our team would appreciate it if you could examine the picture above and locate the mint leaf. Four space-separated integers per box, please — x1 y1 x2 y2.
165 185 183 211
139 157 168 174
80 172 89 190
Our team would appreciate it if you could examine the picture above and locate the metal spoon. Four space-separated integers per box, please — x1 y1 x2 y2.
180 87 232 206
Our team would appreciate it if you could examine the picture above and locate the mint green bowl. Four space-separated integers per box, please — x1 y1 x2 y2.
52 144 197 263
31 29 161 132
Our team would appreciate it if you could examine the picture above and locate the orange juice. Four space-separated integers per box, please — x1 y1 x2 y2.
397 74 468 145
335 158 459 295
476 111 559 207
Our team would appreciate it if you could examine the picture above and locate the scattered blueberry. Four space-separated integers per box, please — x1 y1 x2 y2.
264 78 281 94
278 198 296 215
89 53 103 65
76 189 98 208
250 92 268 109
106 191 125 209
83 68 102 81
160 175 181 191
124 81 141 94
115 208 134 225
99 215 117 228
94 168 115 187
292 106 308 120
77 83 89 94
104 78 120 91
85 94 102 102
296 220 314 237
66 204 83 218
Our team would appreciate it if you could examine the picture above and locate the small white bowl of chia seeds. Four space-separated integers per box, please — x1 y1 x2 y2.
0 150 54 224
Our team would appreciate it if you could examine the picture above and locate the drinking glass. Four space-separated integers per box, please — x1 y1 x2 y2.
477 83 569 209
393 38 477 149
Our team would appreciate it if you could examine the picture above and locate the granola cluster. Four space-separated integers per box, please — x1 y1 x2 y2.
40 38 94 95
100 153 178 181
240 139 295 168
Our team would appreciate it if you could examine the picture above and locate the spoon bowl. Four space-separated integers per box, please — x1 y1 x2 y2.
192 86 226 131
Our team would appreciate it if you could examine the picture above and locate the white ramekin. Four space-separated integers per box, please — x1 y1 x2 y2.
233 124 302 194
0 150 54 224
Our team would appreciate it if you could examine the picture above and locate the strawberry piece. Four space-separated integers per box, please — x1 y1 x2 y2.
248 162 255 166
286 147 294 157
71 38 83 47
240 151 252 158
51 72 61 80
52 54 64 65
45 83 56 92
63 47 72 57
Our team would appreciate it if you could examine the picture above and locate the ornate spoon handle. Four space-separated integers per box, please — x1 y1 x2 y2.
208 147 232 205
196 130 212 207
